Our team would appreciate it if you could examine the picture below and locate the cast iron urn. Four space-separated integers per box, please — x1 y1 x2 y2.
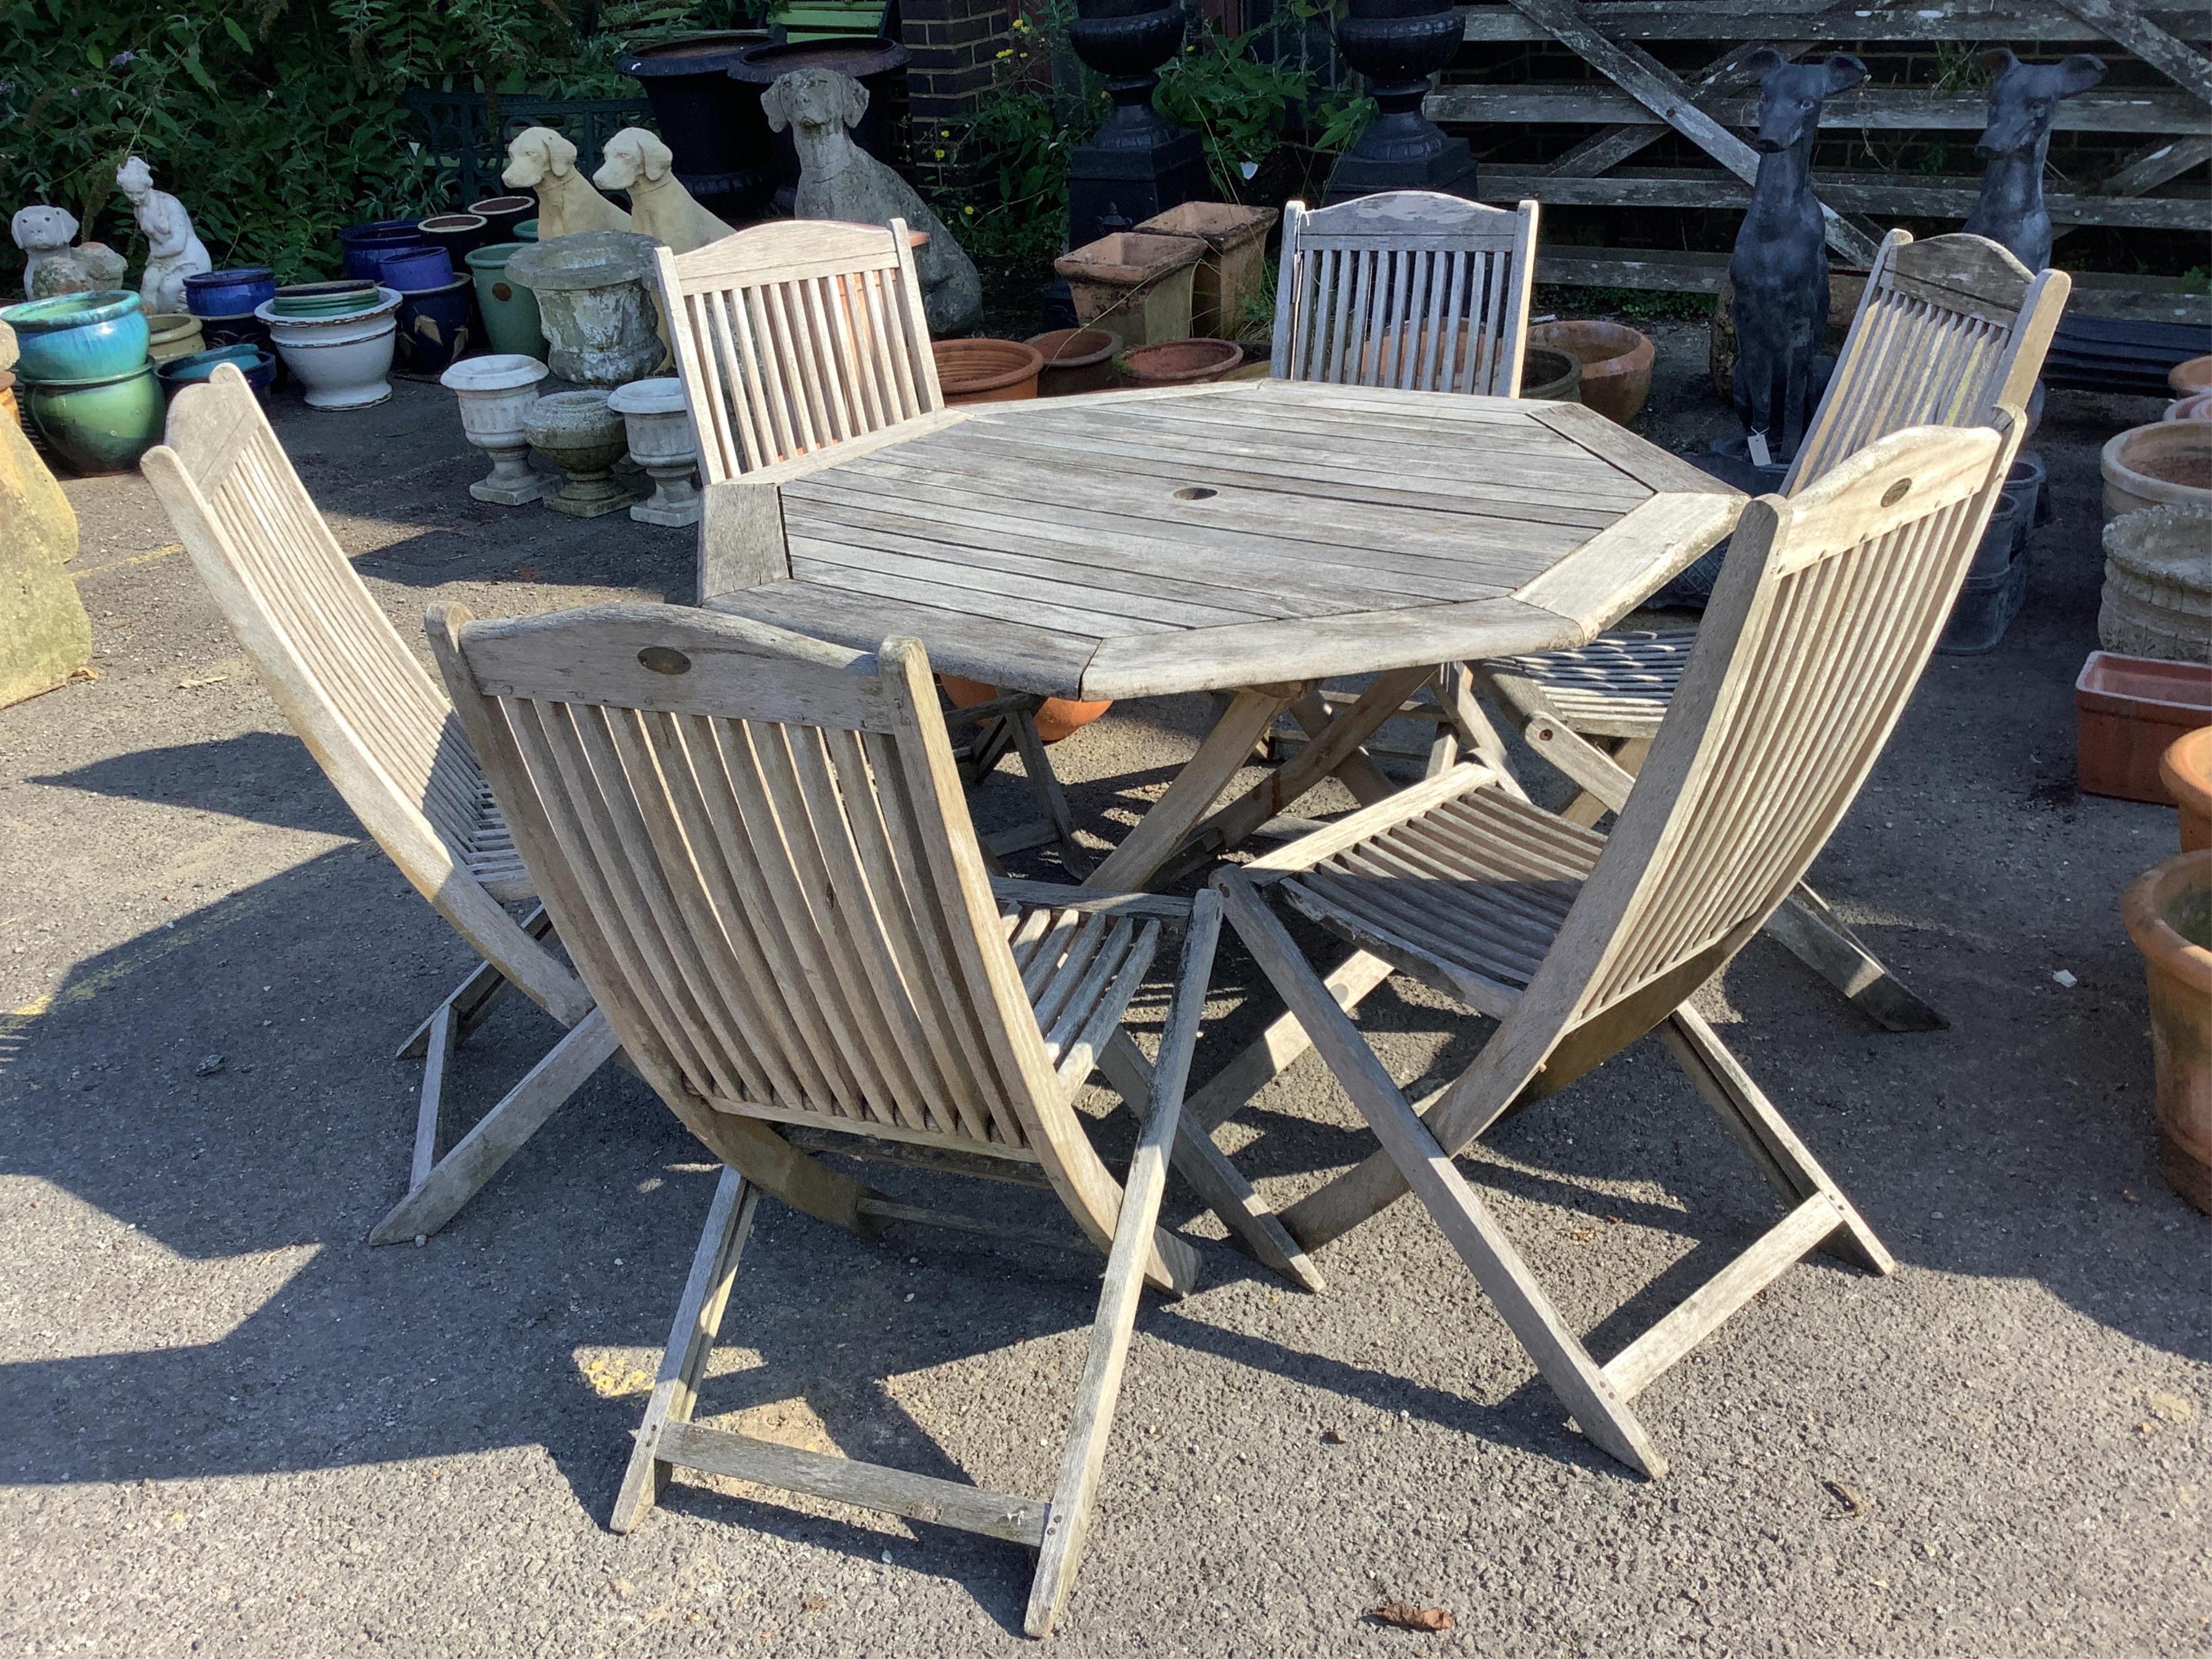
1326 0 1477 202
1065 0 1210 249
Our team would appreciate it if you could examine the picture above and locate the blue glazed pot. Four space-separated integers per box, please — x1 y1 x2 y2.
339 218 426 279
379 244 456 292
2 289 150 383
394 276 478 377
159 346 278 402
183 266 276 318
22 361 165 474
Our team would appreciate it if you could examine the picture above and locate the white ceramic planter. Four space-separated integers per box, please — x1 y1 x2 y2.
524 390 635 518
441 353 549 505
605 377 701 527
256 287 402 410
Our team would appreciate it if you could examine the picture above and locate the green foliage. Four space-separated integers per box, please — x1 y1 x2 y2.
0 1 749 282
1535 284 1712 325
1152 8 1368 201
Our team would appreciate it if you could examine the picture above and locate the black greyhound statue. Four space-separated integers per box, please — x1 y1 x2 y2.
1964 49 2106 271
1729 50 1868 460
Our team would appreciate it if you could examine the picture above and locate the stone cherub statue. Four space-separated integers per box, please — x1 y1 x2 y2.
116 156 211 313
762 66 982 336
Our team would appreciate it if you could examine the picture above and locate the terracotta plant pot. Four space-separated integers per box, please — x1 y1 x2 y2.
1530 319 1654 424
2076 651 2212 804
2164 727 2212 853
1518 345 1582 403
2166 392 2212 422
1054 232 1204 349
940 675 1112 745
2101 422 2212 521
2170 353 2212 398
933 338 1044 404
1122 336 1242 387
1028 327 1120 396
2122 850 2212 1215
1136 202 1279 339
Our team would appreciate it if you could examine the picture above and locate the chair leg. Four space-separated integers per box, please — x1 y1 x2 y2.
612 1166 757 1533
1763 885 1948 1033
395 906 557 1061
1219 876 1664 1476
1658 1008 1896 1276
410 1003 458 1190
367 1007 622 1245
1025 899 1210 1637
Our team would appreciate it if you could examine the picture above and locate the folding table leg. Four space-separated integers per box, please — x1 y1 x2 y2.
1006 706 1092 879
1763 886 1947 1033
367 1007 622 1245
612 1166 758 1533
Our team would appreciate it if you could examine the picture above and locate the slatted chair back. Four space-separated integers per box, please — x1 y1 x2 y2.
1504 417 2020 1067
1269 192 1540 395
1785 230 2066 490
140 368 559 974
653 217 943 487
429 602 1155 1262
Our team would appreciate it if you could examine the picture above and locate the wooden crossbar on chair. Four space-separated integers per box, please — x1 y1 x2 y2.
1475 231 2071 1033
1212 416 2022 1478
140 362 618 1246
431 599 1304 1635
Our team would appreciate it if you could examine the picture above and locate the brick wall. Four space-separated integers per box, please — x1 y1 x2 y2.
901 0 1014 125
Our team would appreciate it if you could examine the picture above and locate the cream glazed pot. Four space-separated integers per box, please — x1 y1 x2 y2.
255 286 401 410
605 376 701 526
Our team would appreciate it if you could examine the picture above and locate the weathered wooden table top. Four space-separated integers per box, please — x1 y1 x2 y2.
704 378 1744 702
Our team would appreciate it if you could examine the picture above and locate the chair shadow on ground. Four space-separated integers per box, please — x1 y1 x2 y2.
4 788 2204 1627
30 732 357 838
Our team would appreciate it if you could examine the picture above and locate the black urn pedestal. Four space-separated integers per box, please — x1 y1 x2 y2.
619 32 777 222
1065 0 1210 250
1325 0 1476 204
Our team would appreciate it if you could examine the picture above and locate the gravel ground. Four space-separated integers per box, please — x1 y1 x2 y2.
2 330 2206 1658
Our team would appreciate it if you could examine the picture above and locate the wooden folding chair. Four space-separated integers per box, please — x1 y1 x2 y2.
653 217 1088 873
1213 416 2021 1478
428 599 1310 1635
1265 190 1543 783
1476 232 2069 1030
141 362 618 1247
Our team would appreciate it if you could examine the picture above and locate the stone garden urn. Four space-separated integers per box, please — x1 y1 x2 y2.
505 231 664 388
441 354 549 505
1326 0 1478 202
605 377 702 527
524 389 637 518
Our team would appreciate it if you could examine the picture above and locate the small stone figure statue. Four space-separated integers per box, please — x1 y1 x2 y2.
762 67 983 337
1728 51 1867 461
12 206 127 300
1965 50 2106 273
116 156 211 313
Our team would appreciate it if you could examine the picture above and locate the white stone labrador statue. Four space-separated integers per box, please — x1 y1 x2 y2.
116 156 211 312
12 206 126 300
761 67 982 337
592 128 733 255
502 127 633 240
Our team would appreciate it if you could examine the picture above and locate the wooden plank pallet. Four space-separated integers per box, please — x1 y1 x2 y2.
1427 0 2212 321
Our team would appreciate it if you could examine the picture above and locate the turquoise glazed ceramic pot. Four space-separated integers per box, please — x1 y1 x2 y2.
466 242 549 361
2 289 150 383
23 361 164 474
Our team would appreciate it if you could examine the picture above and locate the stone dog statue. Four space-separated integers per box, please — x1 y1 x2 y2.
593 128 734 255
1965 50 2106 273
502 127 633 240
1727 51 1867 461
116 155 211 313
12 206 126 300
761 68 982 337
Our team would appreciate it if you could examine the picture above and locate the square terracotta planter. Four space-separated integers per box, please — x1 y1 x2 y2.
1054 232 1203 349
2076 651 2212 803
1137 202 1278 340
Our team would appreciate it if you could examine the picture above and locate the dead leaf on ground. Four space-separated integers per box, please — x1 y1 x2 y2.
1824 1479 1868 1518
608 1577 635 1599
1321 1428 1347 1445
512 564 541 580
1368 1602 1453 1633
2146 1390 2196 1425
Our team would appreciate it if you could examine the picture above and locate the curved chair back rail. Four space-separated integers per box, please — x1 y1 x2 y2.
1785 228 2067 490
1269 191 1540 396
652 215 942 484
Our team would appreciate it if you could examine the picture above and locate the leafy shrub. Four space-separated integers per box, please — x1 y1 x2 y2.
0 0 749 283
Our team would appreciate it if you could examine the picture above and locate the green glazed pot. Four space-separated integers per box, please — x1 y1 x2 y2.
466 242 550 361
24 362 165 475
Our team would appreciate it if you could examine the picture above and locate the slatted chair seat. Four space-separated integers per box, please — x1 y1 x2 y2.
1216 417 2024 1481
142 361 619 1248
1475 232 2071 1033
430 601 1314 1637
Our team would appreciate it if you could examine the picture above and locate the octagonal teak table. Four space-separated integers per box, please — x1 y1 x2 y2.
699 377 1744 891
